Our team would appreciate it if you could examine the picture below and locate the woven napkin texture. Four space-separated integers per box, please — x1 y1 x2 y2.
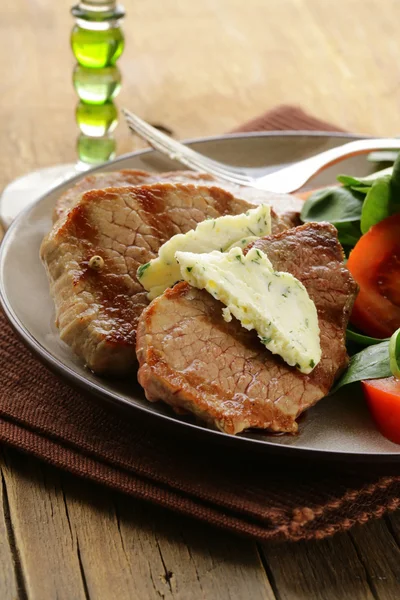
0 105 399 543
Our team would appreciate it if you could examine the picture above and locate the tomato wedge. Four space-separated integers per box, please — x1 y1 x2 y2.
362 378 400 444
347 213 400 338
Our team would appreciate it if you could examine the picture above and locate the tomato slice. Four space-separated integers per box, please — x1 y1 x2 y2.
347 213 400 338
362 378 400 444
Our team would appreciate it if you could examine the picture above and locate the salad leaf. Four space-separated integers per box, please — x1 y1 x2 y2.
300 186 364 224
360 175 391 234
390 153 400 213
334 221 362 247
363 166 393 180
351 186 372 194
389 328 400 378
346 328 389 347
337 174 374 188
332 341 391 393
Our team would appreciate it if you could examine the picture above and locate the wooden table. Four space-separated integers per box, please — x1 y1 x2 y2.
1 1 400 598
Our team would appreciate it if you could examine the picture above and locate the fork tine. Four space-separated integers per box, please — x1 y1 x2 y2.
123 109 251 182
123 109 254 187
123 109 236 174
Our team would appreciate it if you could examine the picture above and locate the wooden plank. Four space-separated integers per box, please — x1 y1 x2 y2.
387 509 400 542
350 518 400 600
1 448 88 600
61 471 275 600
0 451 20 600
116 493 275 600
260 532 376 600
61 472 174 600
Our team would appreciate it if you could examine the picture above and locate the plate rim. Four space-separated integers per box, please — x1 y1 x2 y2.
2 130 399 461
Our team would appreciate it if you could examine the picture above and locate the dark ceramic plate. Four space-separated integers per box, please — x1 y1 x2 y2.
1 132 399 460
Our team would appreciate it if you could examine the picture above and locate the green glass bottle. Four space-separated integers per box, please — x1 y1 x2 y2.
77 134 116 165
76 101 118 136
71 26 124 69
71 1 125 166
73 65 121 105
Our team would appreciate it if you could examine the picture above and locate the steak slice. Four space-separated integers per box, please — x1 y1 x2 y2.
54 170 164 221
41 182 272 375
54 168 302 229
136 223 358 435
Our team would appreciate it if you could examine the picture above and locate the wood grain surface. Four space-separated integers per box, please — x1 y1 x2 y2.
2 0 400 598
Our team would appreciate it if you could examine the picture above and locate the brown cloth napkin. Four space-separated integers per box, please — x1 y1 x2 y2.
1 106 399 543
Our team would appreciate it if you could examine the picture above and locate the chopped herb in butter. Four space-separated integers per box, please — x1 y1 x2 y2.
175 246 321 374
137 262 150 279
137 205 271 300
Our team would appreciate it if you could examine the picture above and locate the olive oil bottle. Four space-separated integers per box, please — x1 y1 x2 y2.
71 1 125 166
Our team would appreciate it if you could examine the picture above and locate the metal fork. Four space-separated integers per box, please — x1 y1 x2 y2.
123 108 400 194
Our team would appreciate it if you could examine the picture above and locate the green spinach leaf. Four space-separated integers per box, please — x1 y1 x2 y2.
390 153 400 213
365 166 393 179
389 328 400 378
351 186 372 194
331 341 391 393
300 186 364 224
337 174 374 188
346 328 389 347
360 175 391 234
334 221 362 247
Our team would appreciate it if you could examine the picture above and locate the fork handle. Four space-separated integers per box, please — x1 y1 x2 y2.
255 138 400 193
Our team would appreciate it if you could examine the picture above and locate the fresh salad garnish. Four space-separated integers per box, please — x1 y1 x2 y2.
302 154 400 443
300 185 364 247
333 324 400 446
389 327 400 378
346 329 388 347
301 153 400 343
301 156 400 252
361 377 400 445
332 340 392 393
346 213 400 338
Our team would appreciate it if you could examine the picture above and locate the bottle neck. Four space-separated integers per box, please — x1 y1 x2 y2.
79 0 116 7
71 1 125 24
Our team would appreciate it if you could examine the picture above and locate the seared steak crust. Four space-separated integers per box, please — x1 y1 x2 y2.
54 169 302 229
136 223 358 434
41 182 267 374
54 169 172 221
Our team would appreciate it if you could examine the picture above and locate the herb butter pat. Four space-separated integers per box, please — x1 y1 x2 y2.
137 205 271 300
175 246 321 374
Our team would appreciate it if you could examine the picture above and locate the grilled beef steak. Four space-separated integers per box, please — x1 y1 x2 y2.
136 223 358 435
42 182 280 375
54 169 302 228
54 170 169 221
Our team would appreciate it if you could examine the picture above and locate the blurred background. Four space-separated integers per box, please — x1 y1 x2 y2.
2 0 399 183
